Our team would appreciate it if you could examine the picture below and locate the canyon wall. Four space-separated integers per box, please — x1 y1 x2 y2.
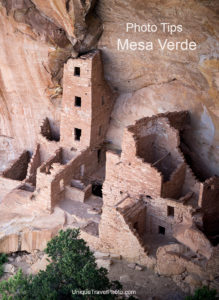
97 0 219 178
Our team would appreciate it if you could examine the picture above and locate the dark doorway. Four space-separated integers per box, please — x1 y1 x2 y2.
167 206 174 217
74 128 81 141
92 183 103 198
159 226 165 235
75 96 81 107
134 222 139 231
74 67 80 76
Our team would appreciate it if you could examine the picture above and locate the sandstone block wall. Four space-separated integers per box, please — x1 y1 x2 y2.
60 50 115 151
65 184 92 202
161 163 186 199
35 147 101 212
100 111 210 263
40 117 60 142
99 205 149 265
117 198 147 239
39 148 62 174
38 136 61 164
201 177 219 239
25 144 41 186
2 150 30 181
129 115 184 182
104 149 162 207
50 148 99 209
144 196 192 238
61 55 92 150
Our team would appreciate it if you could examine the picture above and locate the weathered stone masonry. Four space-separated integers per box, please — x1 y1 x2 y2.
99 111 219 285
0 49 218 293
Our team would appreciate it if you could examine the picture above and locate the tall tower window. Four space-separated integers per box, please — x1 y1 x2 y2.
75 96 81 107
167 206 174 217
74 128 82 141
97 149 101 163
74 67 80 77
158 226 165 235
102 96 105 105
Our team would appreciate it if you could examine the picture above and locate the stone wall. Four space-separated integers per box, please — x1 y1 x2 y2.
60 54 93 150
25 144 41 186
99 111 210 264
206 245 219 287
60 50 115 151
161 163 187 199
38 118 61 162
35 147 100 212
117 197 147 238
2 150 30 181
201 177 219 240
99 204 151 266
144 196 193 238
50 148 99 210
129 114 185 182
39 148 62 175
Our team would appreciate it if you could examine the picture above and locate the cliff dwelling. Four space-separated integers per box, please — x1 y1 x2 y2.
0 48 219 296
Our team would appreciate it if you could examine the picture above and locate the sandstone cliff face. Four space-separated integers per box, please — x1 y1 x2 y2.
0 0 218 178
96 0 219 178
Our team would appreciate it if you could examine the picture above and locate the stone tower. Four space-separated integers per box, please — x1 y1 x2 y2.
60 50 114 151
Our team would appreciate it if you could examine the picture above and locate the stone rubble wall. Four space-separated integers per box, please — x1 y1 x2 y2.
161 163 186 199
201 177 219 238
25 144 41 186
2 150 30 181
34 147 100 212
99 205 151 266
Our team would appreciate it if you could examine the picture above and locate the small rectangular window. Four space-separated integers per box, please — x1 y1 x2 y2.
167 206 174 217
102 96 105 105
74 128 81 141
74 67 80 77
97 149 101 163
158 226 165 235
75 96 81 107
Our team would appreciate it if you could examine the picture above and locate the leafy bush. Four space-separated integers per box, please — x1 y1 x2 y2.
0 229 136 300
0 254 7 278
185 286 218 300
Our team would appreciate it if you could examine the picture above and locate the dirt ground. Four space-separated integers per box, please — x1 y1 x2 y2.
1 251 186 300
108 259 186 300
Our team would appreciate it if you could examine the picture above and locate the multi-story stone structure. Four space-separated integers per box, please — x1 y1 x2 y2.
0 50 218 293
60 51 113 151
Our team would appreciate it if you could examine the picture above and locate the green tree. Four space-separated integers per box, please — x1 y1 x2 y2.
185 286 218 300
0 254 7 278
0 229 136 300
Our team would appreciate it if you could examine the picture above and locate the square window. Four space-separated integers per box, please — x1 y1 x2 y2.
74 67 80 76
158 226 165 235
74 128 81 141
167 206 174 217
75 96 81 107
